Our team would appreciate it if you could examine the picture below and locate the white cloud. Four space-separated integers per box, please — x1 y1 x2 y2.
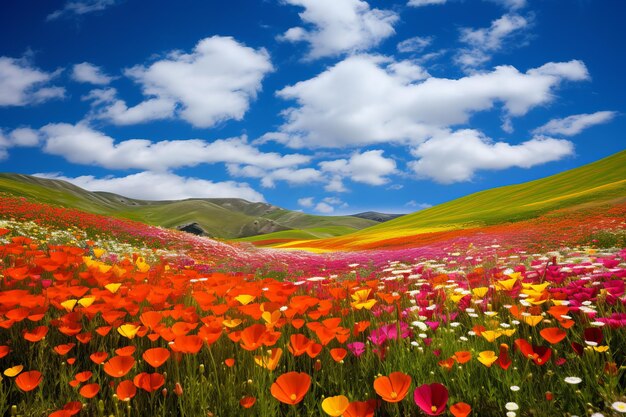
0 57 65 106
263 55 588 148
227 164 323 188
456 14 529 70
487 0 527 10
88 36 273 127
0 127 42 159
409 129 574 183
72 62 113 85
297 197 315 207
320 150 396 185
408 0 447 6
39 123 309 171
533 111 617 136
325 177 347 193
34 171 265 202
406 200 432 210
397 36 433 53
47 0 119 21
279 0 398 59
314 202 334 214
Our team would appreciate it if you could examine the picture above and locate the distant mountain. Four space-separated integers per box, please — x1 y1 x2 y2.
0 173 377 239
350 211 404 222
270 150 626 250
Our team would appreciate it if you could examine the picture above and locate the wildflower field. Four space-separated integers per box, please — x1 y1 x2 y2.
1 195 625 417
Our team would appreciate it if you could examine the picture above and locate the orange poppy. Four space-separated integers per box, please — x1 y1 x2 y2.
450 402 472 417
170 335 203 354
133 372 165 392
15 370 42 391
240 324 268 351
270 372 311 405
0 345 9 358
343 400 378 417
240 396 256 408
79 383 100 399
116 380 137 401
453 351 472 364
254 348 282 371
74 371 92 383
373 372 412 403
53 343 75 356
142 348 170 368
322 395 350 416
224 358 236 368
540 327 567 344
23 326 48 342
115 346 136 356
330 348 347 362
90 351 108 365
103 356 135 378
288 334 311 357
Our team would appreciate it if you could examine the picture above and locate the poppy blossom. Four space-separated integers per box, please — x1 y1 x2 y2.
79 383 100 398
450 402 472 417
116 380 137 401
453 351 472 364
103 356 135 378
254 348 282 371
330 348 347 362
15 370 42 391
540 327 567 344
514 339 552 365
4 365 24 377
322 395 350 416
373 372 412 403
142 347 170 368
413 383 448 416
477 351 498 367
343 400 377 417
240 396 256 408
133 372 165 392
270 372 311 405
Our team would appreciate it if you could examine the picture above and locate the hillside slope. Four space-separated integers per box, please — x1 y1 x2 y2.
0 174 376 238
273 150 626 250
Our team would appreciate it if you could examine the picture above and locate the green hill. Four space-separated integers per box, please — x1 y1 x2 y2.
270 150 626 249
0 173 377 239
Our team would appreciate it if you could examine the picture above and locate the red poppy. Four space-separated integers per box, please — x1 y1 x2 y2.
343 400 378 417
330 348 347 362
514 339 551 365
540 327 567 344
240 396 256 408
133 372 165 392
450 402 472 417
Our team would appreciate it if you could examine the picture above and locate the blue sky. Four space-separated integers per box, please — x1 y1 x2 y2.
0 0 624 215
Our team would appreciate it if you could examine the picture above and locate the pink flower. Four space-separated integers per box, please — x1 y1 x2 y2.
413 383 448 416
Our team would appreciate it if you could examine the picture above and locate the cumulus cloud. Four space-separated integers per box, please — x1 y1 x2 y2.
262 55 588 148
320 150 397 185
397 36 433 53
406 200 433 210
34 171 264 201
533 111 617 136
297 197 315 207
487 0 527 10
0 57 65 106
87 36 273 127
279 0 398 59
456 14 529 70
409 129 574 183
227 164 323 188
38 122 309 171
314 202 335 213
72 62 113 85
408 0 447 6
47 0 120 21
0 127 42 160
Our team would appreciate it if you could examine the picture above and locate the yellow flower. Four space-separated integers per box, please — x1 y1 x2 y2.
495 276 518 291
322 395 350 416
351 289 377 310
235 294 255 305
478 351 498 367
472 287 489 298
481 330 502 343
117 324 140 339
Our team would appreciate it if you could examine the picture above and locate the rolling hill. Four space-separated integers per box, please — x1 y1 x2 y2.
270 150 626 251
0 173 378 239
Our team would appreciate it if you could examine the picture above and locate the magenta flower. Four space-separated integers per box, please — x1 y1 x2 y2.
413 383 448 416
347 342 366 357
